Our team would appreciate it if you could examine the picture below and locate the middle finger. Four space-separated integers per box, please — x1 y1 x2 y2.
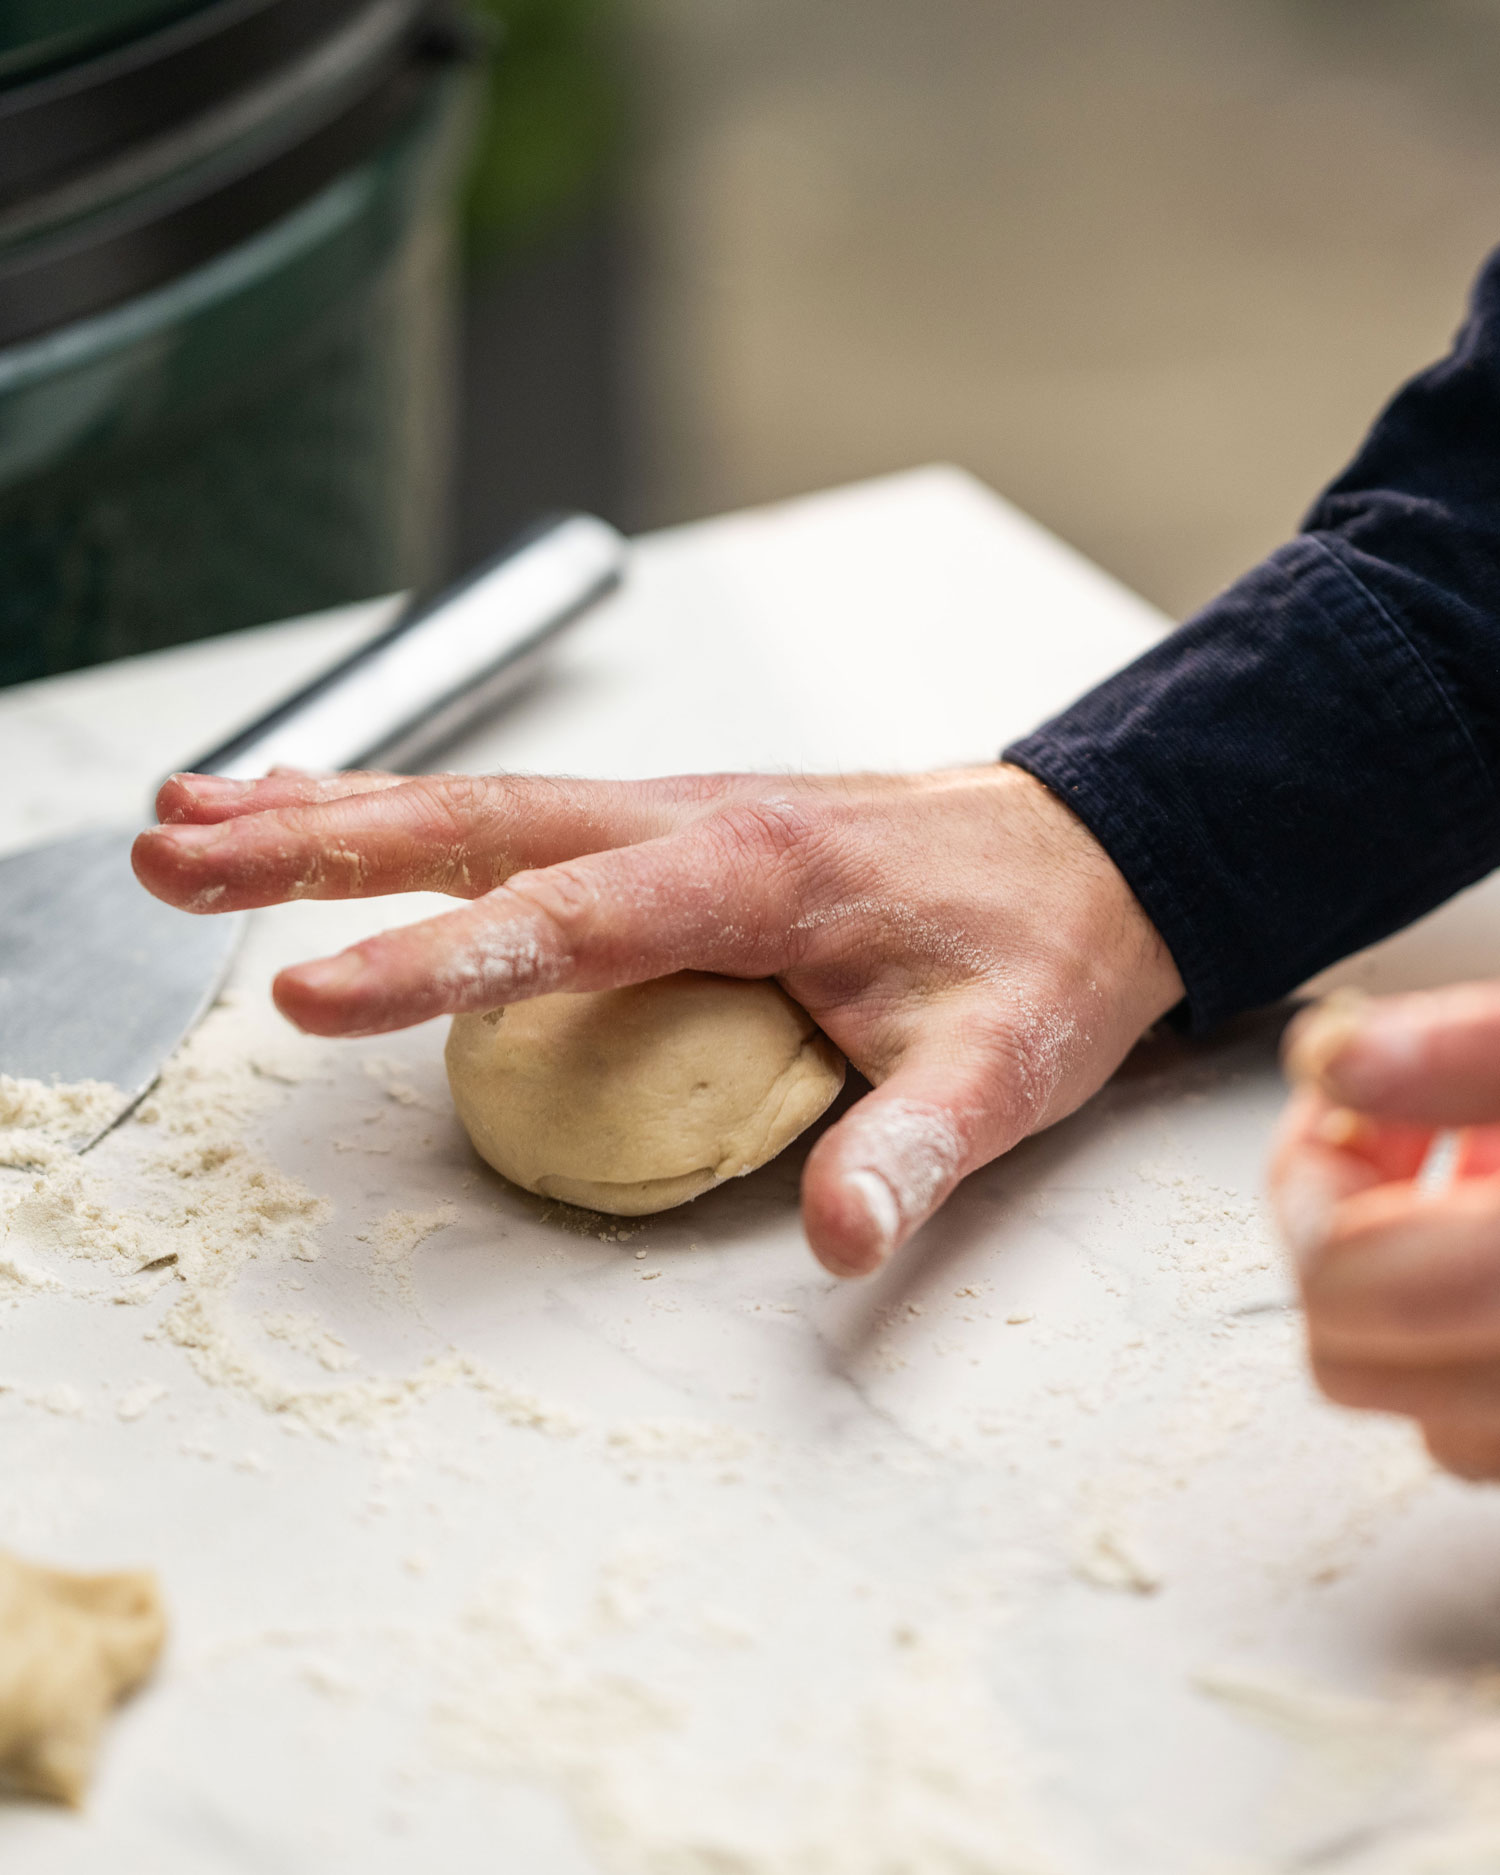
133 773 684 910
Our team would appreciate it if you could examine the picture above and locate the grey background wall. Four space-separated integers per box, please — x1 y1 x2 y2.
610 0 1500 620
455 1 1500 622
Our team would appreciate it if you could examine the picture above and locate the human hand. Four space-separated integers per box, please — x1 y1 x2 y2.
1274 982 1500 1480
133 764 1182 1277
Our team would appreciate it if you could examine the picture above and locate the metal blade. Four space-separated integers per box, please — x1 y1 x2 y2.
0 829 244 1144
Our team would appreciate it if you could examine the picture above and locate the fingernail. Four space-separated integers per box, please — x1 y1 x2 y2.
147 820 230 851
1284 989 1369 1088
290 952 368 996
1416 1128 1461 1198
1277 1162 1337 1262
1314 1106 1364 1148
174 773 252 796
847 1168 902 1262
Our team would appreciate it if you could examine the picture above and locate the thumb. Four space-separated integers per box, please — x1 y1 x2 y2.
1286 982 1500 1126
800 1039 1024 1279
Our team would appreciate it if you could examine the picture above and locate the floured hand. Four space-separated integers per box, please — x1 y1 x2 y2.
134 765 1182 1277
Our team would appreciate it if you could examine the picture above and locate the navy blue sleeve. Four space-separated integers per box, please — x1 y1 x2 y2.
1003 245 1500 1031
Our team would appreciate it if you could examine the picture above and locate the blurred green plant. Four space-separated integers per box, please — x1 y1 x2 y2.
461 0 623 267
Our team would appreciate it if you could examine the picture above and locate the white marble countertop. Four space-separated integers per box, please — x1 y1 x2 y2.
4 465 1500 1874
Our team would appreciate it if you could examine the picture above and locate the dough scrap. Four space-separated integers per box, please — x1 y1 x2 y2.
0 1551 166 1806
446 973 846 1215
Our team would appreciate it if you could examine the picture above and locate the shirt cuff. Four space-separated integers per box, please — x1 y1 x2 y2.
1002 534 1500 1030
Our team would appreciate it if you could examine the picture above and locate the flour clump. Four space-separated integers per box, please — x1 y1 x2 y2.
445 973 845 1215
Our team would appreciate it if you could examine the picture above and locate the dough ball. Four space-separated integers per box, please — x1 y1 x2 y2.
446 973 845 1215
0 1551 166 1806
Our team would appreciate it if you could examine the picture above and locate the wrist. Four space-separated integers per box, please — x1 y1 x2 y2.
995 761 1184 1032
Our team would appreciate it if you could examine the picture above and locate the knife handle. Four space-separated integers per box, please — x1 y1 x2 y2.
186 512 626 780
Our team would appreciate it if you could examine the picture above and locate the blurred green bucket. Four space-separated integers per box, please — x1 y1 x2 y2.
0 1 474 687
0 2 209 79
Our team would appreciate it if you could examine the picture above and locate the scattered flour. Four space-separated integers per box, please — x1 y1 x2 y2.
604 1419 755 1466
116 1381 169 1423
361 1057 436 1110
0 1031 577 1444
540 1199 646 1244
1198 1665 1500 1870
367 1204 457 1261
432 1574 1066 1875
3 997 1482 1868
0 1074 121 1167
359 1202 457 1315
1070 1526 1161 1596
261 1310 361 1374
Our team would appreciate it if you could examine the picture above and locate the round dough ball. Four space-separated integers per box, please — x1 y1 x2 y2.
445 973 845 1215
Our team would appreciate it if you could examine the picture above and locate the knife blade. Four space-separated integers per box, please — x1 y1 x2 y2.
0 513 626 1145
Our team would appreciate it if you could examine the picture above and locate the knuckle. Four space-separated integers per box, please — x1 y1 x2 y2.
981 1030 1044 1122
404 775 529 891
401 774 495 859
962 1008 1068 1128
708 796 821 872
416 771 495 829
505 860 598 937
665 772 743 810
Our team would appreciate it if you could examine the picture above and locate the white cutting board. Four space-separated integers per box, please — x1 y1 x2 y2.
4 466 1500 1875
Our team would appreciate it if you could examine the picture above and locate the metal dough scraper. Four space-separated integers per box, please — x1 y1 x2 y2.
0 514 626 1146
